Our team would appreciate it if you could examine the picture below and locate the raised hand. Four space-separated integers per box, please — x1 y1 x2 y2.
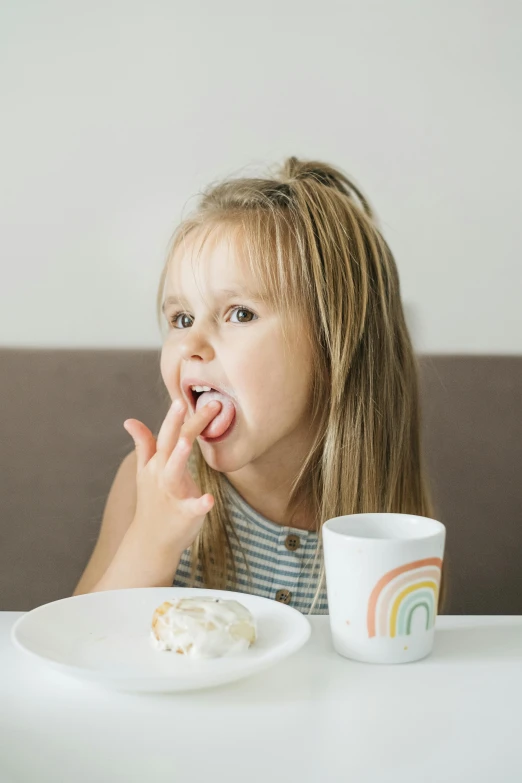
122 398 222 555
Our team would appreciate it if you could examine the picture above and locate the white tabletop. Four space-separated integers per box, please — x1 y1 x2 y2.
1 612 521 783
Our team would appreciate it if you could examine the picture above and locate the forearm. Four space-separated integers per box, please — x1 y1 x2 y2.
90 525 183 592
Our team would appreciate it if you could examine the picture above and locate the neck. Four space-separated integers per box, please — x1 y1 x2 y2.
224 439 317 532
226 472 316 531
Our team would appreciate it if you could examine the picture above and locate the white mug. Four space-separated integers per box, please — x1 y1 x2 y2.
322 513 446 664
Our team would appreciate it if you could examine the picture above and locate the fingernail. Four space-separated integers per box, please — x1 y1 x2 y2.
172 399 184 412
209 401 220 409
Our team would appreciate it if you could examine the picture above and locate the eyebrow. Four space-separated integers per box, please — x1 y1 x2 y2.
161 287 264 313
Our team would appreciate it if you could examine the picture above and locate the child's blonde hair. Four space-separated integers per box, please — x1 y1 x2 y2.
156 156 448 614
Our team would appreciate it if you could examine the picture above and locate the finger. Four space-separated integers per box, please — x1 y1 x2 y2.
162 401 222 487
177 493 214 518
123 419 156 473
179 400 222 445
163 432 194 488
186 494 214 516
156 399 186 462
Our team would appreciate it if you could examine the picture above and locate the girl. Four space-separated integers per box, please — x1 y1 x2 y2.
74 156 448 615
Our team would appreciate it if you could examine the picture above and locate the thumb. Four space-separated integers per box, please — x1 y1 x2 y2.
123 419 157 472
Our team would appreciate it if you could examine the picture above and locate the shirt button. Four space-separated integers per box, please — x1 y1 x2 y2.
284 534 301 552
275 589 292 604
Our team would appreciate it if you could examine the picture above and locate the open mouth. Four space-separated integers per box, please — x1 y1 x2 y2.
187 387 213 410
191 389 205 406
200 411 237 442
185 384 237 441
189 385 231 409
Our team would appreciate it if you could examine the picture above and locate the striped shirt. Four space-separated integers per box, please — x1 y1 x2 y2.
173 474 329 615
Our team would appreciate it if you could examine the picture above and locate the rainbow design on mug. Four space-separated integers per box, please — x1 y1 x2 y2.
367 557 443 638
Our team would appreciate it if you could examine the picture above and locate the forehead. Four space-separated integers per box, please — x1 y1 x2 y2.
166 226 253 294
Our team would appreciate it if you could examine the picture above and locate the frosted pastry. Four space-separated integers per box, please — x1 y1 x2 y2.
150 596 257 659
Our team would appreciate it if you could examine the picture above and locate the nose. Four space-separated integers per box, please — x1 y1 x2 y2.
179 329 215 362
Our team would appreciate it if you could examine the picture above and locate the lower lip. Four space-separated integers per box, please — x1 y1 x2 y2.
199 410 237 444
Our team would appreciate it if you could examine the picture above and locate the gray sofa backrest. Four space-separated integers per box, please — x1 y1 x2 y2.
1 349 520 613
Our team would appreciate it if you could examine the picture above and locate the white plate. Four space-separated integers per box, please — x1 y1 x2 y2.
11 587 311 692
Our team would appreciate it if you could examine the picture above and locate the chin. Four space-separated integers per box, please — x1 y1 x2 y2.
197 440 254 474
196 443 239 473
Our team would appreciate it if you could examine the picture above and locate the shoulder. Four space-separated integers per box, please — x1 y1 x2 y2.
117 450 137 491
107 449 138 516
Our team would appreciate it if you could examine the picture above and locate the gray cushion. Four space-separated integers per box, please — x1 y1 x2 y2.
0 349 520 613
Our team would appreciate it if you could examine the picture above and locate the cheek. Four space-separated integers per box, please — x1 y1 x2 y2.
243 324 311 381
235 350 303 424
160 347 178 393
159 351 169 385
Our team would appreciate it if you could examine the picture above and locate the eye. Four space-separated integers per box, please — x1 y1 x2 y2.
169 312 193 329
229 306 257 324
167 306 257 329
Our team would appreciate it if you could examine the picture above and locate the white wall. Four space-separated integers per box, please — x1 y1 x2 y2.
1 0 520 353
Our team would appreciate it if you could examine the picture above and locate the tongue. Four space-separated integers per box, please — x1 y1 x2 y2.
196 390 236 439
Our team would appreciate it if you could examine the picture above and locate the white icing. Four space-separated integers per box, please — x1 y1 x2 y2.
150 597 256 659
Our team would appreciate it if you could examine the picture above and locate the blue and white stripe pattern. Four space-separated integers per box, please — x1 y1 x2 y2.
173 475 329 615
